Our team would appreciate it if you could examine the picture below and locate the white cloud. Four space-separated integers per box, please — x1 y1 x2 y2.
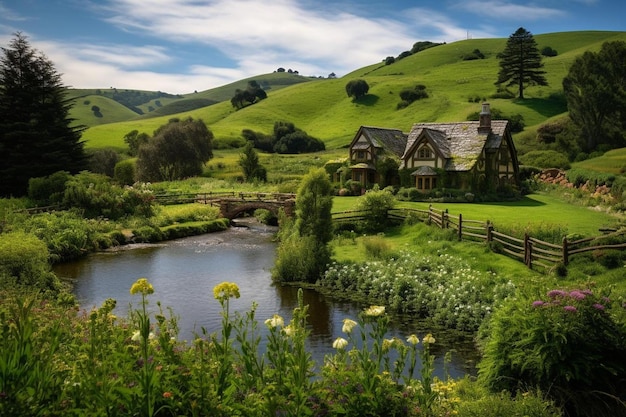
455 0 566 20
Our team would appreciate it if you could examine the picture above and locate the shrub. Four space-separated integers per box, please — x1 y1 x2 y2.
361 235 393 259
114 158 136 186
354 185 396 232
0 231 61 293
28 171 70 206
478 289 626 417
519 150 570 170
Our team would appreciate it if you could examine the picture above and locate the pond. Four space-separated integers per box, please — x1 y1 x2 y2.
53 223 479 378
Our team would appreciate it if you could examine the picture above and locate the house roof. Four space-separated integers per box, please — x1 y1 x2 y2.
411 166 438 176
403 120 509 171
352 126 408 158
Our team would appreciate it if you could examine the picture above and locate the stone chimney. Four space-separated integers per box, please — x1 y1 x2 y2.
478 102 491 133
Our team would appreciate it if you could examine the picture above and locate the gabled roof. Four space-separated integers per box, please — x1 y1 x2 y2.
403 120 509 171
350 126 408 158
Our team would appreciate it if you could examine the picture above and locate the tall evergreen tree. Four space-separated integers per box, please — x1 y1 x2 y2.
0 32 86 196
496 27 548 99
563 41 626 152
238 141 266 182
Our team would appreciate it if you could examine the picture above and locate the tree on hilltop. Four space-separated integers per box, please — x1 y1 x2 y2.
0 32 86 196
496 27 547 99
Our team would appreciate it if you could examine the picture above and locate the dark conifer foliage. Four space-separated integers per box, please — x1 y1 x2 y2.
496 27 548 99
0 32 86 197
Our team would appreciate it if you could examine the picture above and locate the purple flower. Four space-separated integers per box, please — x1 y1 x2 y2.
569 290 586 300
602 296 611 303
547 289 567 299
582 289 593 295
563 305 577 313
532 300 545 307
592 303 605 311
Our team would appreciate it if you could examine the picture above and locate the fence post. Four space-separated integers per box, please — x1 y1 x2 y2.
486 221 493 243
428 204 432 224
444 209 449 229
458 213 463 241
524 233 532 268
562 236 569 265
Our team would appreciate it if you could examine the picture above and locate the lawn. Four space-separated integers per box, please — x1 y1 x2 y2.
332 192 622 237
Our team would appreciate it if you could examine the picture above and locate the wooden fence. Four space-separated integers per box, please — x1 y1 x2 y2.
332 205 626 271
154 191 296 205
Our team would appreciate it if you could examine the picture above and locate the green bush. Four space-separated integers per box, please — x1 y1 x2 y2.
354 185 396 232
28 171 70 206
519 150 570 169
361 235 393 259
478 289 626 417
113 158 136 186
132 225 164 242
0 231 61 293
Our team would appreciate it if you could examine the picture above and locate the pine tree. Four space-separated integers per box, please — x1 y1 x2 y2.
0 32 86 197
496 27 548 99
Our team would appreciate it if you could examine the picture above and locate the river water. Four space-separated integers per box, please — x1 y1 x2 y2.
53 223 479 378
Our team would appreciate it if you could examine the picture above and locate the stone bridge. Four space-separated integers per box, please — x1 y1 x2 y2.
212 193 296 220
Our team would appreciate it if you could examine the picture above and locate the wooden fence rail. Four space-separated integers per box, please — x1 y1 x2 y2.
331 205 626 271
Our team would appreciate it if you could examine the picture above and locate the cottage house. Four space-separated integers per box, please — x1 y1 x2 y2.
401 103 519 193
348 126 408 188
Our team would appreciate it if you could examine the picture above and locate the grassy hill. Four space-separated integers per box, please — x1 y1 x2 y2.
78 30 626 153
67 72 313 128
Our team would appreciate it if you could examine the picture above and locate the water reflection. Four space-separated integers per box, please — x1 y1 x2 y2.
53 226 478 377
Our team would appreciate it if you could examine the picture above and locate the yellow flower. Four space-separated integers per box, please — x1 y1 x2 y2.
265 314 284 328
382 338 395 352
342 318 358 334
423 333 436 344
332 337 348 350
363 305 385 317
213 282 240 301
407 334 420 345
131 330 141 342
130 278 154 295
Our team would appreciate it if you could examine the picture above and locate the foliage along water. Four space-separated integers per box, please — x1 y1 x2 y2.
53 223 479 378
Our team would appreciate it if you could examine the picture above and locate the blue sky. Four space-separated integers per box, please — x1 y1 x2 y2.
1 0 623 94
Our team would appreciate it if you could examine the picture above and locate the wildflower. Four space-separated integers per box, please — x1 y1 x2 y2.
569 290 586 300
342 318 357 334
563 305 577 313
363 305 385 317
283 324 295 337
332 337 348 350
213 282 240 301
131 330 141 342
130 278 154 295
163 391 172 399
592 303 605 311
265 314 284 328
382 338 395 352
423 333 436 344
407 334 420 345
547 289 566 299
532 300 545 307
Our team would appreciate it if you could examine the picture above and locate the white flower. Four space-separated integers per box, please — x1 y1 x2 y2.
332 337 348 350
265 314 284 328
406 334 420 345
342 318 358 334
131 330 141 342
363 305 385 317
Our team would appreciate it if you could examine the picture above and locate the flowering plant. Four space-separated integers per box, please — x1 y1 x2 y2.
479 286 626 417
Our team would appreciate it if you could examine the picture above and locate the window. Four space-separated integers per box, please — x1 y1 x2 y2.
356 150 366 160
416 176 437 191
418 147 432 159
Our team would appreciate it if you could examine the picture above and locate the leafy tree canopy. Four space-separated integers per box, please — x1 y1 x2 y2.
231 80 267 109
241 121 325 154
496 27 548 99
345 79 369 100
238 141 267 182
563 40 626 152
136 117 213 182
0 32 86 197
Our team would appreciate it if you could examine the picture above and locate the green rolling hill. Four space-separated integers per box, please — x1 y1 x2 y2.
76 30 626 155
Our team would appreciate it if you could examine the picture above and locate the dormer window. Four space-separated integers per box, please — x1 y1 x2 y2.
356 150 366 160
418 147 432 159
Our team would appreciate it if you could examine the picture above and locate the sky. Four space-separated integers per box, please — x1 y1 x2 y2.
0 0 623 95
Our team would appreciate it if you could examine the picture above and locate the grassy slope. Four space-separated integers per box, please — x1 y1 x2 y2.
68 94 139 126
572 148 626 174
80 31 626 152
